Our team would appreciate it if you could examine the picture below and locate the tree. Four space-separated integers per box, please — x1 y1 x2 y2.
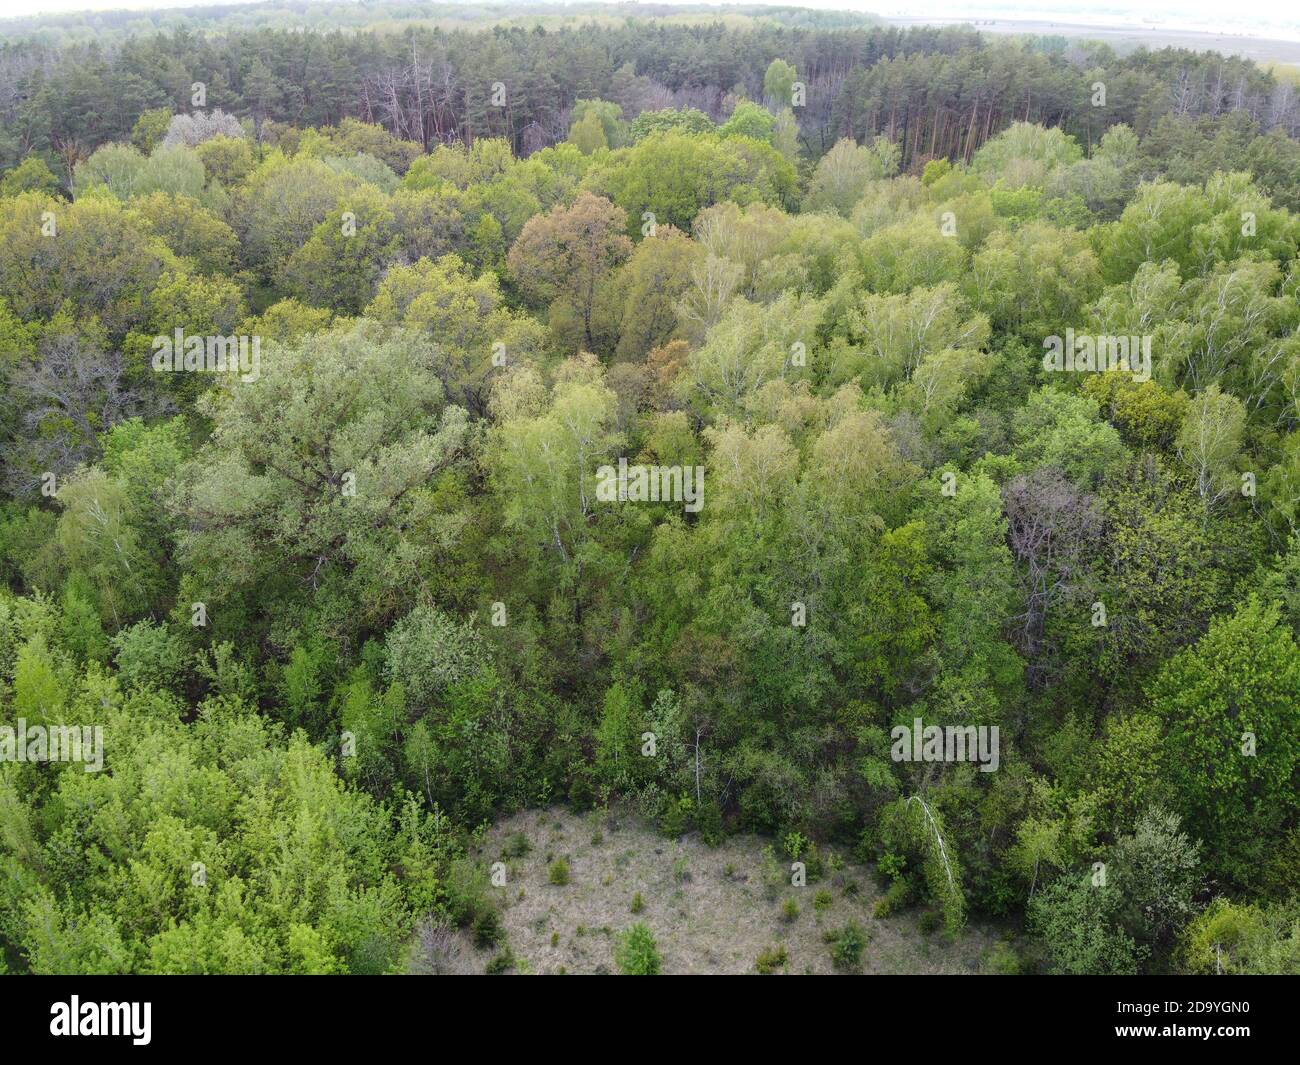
804 137 898 217
972 121 1084 188
679 292 820 415
590 130 797 234
487 355 621 571
507 191 632 352
0 156 62 197
967 222 1102 338
1 324 145 498
1181 899 1300 974
628 108 714 142
763 59 797 108
1148 595 1300 882
128 192 239 275
1 678 456 974
1109 806 1201 947
720 100 775 143
570 99 625 150
367 253 546 416
1176 384 1245 509
161 109 245 149
280 187 399 314
171 322 470 623
569 111 607 155
1002 466 1103 680
607 225 702 362
1028 872 1147 975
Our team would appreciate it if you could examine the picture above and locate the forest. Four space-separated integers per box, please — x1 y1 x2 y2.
2 1 1300 976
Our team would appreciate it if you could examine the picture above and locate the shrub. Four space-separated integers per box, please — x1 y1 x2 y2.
472 908 503 949
756 945 789 974
784 831 808 861
630 892 645 914
501 832 531 859
830 922 868 970
984 941 1023 975
696 799 725 846
782 897 800 922
548 859 570 886
614 923 661 975
762 843 786 901
659 794 693 838
877 852 907 882
874 877 912 918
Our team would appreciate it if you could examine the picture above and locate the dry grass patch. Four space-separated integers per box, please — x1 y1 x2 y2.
440 806 1002 975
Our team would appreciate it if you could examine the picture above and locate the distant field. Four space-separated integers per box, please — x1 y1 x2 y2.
889 16 1300 66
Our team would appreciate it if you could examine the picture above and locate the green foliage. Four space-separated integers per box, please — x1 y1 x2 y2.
829 921 868 970
3 8 1300 978
0 156 62 197
613 922 661 974
1149 596 1300 882
1028 873 1148 975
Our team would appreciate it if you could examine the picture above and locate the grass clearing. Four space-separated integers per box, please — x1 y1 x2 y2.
441 806 1005 975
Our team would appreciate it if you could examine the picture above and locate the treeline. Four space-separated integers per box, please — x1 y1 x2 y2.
2 13 1299 174
0 2 883 47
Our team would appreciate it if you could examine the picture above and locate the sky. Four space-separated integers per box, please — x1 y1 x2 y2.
2 0 1298 44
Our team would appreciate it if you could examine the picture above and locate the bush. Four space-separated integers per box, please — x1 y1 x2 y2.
830 922 868 971
695 799 725 846
548 859 570 886
983 940 1023 975
877 852 907 882
472 908 503 949
501 832 531 860
874 877 912 918
762 843 786 901
614 923 661 975
659 794 693 838
755 945 789 975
